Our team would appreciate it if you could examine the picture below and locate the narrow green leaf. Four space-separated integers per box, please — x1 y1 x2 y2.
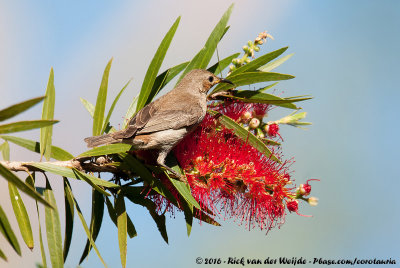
78 143 132 158
123 96 138 128
220 25 230 41
145 61 189 106
126 214 137 239
258 53 294 72
136 17 181 111
220 90 312 109
79 189 104 264
1 135 74 161
0 141 10 160
118 153 178 206
257 82 279 92
64 180 107 268
164 154 201 210
93 58 113 136
212 71 295 93
0 248 6 261
105 196 117 225
115 194 127 268
44 178 63 268
182 202 193 237
29 162 119 188
0 96 45 122
207 53 240 74
0 120 59 134
8 182 34 249
229 47 288 76
207 110 280 163
80 98 95 118
193 208 221 226
26 174 48 268
178 4 234 82
0 163 52 207
72 169 110 196
0 204 21 255
63 178 74 263
101 79 131 134
40 68 56 161
124 194 168 244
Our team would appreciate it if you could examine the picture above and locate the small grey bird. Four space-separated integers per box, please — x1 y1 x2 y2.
84 69 233 177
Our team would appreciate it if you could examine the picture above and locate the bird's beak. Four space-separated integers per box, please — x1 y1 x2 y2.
217 77 234 85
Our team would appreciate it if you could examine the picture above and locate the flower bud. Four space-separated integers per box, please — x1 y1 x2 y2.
256 130 265 139
254 46 260 52
241 111 252 122
249 118 260 129
242 45 249 52
245 58 251 63
287 199 298 212
247 40 253 46
308 197 318 206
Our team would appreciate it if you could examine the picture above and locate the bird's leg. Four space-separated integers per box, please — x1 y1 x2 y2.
157 150 187 183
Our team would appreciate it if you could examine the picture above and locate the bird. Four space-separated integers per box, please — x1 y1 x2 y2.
84 69 233 179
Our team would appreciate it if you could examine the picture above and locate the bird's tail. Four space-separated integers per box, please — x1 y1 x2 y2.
84 133 119 148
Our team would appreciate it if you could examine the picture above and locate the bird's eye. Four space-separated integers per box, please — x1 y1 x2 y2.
208 76 214 83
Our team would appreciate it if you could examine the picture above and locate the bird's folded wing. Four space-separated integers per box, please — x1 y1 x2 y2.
112 102 157 139
137 105 203 134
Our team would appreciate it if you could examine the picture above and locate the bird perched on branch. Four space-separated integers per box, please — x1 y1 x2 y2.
84 69 233 178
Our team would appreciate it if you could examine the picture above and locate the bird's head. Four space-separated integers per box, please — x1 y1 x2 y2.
183 69 233 94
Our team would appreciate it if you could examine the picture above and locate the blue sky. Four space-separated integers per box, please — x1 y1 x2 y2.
1 1 399 267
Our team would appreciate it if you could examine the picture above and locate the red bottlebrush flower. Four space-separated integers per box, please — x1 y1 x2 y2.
266 123 279 137
173 111 296 231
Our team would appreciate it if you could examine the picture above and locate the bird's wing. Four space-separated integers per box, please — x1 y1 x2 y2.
112 102 157 139
137 103 204 134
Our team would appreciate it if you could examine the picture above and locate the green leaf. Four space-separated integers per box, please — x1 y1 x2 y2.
101 79 131 134
164 154 201 210
257 82 279 92
212 71 295 93
182 202 193 237
229 47 288 76
145 61 189 106
93 58 113 136
136 17 181 112
29 163 119 188
26 174 48 268
207 52 240 74
64 180 107 267
8 182 34 249
0 141 10 160
0 204 21 255
123 96 138 128
0 163 52 207
193 208 221 226
79 189 104 264
126 214 137 239
258 53 294 72
40 68 56 161
44 178 63 268
0 96 45 122
78 143 132 158
124 193 168 244
1 135 74 161
207 110 280 163
80 98 95 118
118 153 178 206
0 120 59 135
63 178 74 263
115 194 127 268
0 248 6 261
220 90 312 109
72 169 110 196
178 4 234 82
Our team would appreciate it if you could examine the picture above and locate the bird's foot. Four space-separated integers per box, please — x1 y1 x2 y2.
162 165 187 183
